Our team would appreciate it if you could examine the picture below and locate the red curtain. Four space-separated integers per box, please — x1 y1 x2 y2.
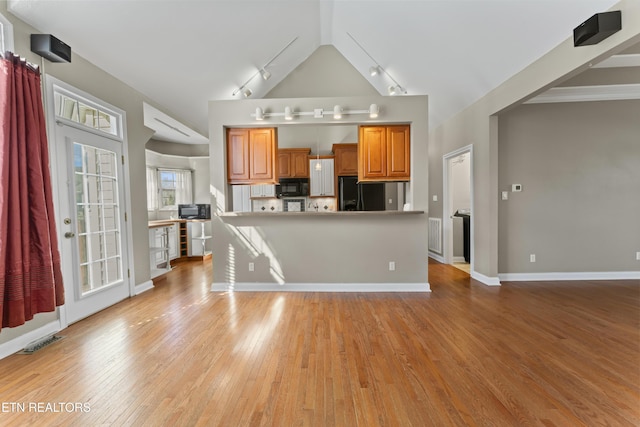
0 52 64 330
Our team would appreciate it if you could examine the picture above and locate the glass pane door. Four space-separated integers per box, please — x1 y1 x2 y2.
73 143 123 295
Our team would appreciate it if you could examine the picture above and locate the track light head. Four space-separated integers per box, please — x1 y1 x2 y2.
284 106 293 120
369 66 381 76
242 88 252 98
260 69 271 80
369 104 379 118
333 105 343 119
255 107 264 120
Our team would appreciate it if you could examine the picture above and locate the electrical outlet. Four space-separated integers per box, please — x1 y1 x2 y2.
501 191 509 201
389 261 396 271
432 195 438 202
530 254 536 263
636 252 640 261
248 262 254 272
388 198 393 204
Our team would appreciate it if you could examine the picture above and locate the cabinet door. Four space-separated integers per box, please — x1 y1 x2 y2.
249 128 276 181
309 159 335 197
334 144 358 176
250 184 275 198
321 159 335 196
386 125 410 179
309 159 323 196
168 223 178 260
227 129 250 182
359 126 387 180
278 152 291 178
291 151 309 178
232 185 251 212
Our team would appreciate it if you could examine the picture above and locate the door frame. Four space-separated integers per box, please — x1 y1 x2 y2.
442 144 474 272
45 76 136 328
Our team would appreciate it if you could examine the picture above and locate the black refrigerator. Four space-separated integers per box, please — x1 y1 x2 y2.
338 176 385 211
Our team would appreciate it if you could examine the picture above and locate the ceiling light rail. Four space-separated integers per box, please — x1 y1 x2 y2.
347 32 407 96
232 36 299 98
252 104 379 121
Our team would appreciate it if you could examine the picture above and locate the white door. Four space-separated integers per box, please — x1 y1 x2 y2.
55 125 130 324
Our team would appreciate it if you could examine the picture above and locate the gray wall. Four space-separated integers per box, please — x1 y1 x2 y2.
498 100 640 273
429 0 640 281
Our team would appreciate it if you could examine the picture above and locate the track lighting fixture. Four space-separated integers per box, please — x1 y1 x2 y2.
249 103 383 121
347 32 407 96
232 36 298 97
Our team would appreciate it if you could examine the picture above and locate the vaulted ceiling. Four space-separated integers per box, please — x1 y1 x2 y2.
8 0 624 141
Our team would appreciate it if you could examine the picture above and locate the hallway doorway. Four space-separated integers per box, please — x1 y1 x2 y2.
443 145 473 274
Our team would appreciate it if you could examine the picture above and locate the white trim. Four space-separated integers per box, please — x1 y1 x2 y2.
593 53 640 69
211 282 431 292
526 84 640 104
0 320 62 360
499 271 640 282
0 11 14 54
442 145 474 273
471 271 501 286
135 280 155 295
428 252 445 263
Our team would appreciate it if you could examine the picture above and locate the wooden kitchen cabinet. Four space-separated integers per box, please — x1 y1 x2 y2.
358 125 410 182
278 148 311 178
226 128 278 184
332 143 358 176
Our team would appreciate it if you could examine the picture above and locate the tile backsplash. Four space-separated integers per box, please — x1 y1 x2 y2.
251 197 336 213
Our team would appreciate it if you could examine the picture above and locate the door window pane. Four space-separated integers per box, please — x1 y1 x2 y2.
74 142 122 295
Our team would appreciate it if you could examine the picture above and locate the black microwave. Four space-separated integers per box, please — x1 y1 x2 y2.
276 178 308 198
178 204 211 219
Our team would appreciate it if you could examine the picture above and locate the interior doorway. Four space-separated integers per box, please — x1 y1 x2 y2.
443 145 473 274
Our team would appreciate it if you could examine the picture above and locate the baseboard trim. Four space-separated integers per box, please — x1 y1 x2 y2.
499 271 640 282
428 252 445 263
0 320 62 360
471 271 502 286
211 282 431 292
135 280 154 295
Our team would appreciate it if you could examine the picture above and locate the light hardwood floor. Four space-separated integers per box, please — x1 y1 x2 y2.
0 259 638 426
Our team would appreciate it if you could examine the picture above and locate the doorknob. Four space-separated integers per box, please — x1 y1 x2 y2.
64 231 75 238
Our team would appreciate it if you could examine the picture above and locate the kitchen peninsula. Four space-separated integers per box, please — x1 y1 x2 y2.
209 95 430 292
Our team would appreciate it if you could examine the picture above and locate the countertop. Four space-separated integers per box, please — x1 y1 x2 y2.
217 210 424 217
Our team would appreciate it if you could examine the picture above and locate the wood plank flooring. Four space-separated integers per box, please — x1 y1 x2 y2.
0 259 638 426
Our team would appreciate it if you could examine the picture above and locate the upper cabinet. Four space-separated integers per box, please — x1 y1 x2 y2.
358 125 410 182
278 148 311 178
309 158 335 197
332 143 358 176
227 128 278 184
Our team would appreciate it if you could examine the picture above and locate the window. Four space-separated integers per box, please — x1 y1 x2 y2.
146 168 192 210
0 12 14 54
53 87 122 138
